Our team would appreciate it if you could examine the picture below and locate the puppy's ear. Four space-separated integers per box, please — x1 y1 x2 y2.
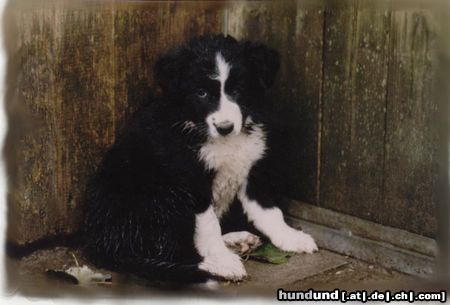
243 42 280 89
154 47 191 96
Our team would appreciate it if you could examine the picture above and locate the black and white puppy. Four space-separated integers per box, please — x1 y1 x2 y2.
83 34 317 285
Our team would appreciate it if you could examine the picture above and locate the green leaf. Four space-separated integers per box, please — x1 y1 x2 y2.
249 242 294 264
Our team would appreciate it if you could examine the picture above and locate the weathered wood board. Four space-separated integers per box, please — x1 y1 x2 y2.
319 2 359 217
383 10 438 237
320 1 391 225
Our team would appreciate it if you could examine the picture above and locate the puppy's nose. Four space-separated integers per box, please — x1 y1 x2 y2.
214 121 234 136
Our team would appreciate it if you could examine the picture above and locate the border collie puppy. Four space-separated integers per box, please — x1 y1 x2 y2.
83 34 317 285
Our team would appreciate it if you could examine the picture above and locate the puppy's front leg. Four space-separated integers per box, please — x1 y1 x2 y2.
239 189 318 254
194 205 247 281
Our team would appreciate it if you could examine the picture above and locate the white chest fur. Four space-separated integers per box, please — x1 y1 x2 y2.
198 125 266 218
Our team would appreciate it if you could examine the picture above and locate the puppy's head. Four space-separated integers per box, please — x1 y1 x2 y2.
154 34 280 139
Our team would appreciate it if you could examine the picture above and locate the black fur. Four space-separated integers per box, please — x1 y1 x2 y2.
82 34 280 284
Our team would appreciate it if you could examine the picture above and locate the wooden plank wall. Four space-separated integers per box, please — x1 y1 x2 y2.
5 0 439 244
318 2 438 237
5 0 224 244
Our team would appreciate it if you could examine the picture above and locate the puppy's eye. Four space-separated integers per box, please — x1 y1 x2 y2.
197 89 208 98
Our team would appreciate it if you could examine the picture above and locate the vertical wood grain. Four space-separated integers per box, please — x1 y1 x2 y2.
319 2 438 237
320 1 392 224
383 10 438 237
319 2 356 215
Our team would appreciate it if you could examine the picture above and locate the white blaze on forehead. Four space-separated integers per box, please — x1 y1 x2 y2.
212 53 231 91
206 52 243 138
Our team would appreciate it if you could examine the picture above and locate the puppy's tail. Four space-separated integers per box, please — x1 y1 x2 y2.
113 257 214 285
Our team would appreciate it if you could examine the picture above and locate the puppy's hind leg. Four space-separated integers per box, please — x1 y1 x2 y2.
194 206 247 281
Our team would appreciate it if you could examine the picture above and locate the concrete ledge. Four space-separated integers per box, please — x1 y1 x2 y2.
286 201 437 277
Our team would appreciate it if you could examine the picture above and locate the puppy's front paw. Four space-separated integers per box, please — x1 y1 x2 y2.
199 250 247 281
223 231 262 255
271 229 318 254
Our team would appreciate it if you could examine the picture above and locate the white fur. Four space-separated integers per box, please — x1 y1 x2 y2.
206 53 243 138
199 123 266 217
194 206 246 280
181 120 195 132
223 231 261 255
193 279 220 291
222 231 258 245
222 231 261 249
238 187 318 253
